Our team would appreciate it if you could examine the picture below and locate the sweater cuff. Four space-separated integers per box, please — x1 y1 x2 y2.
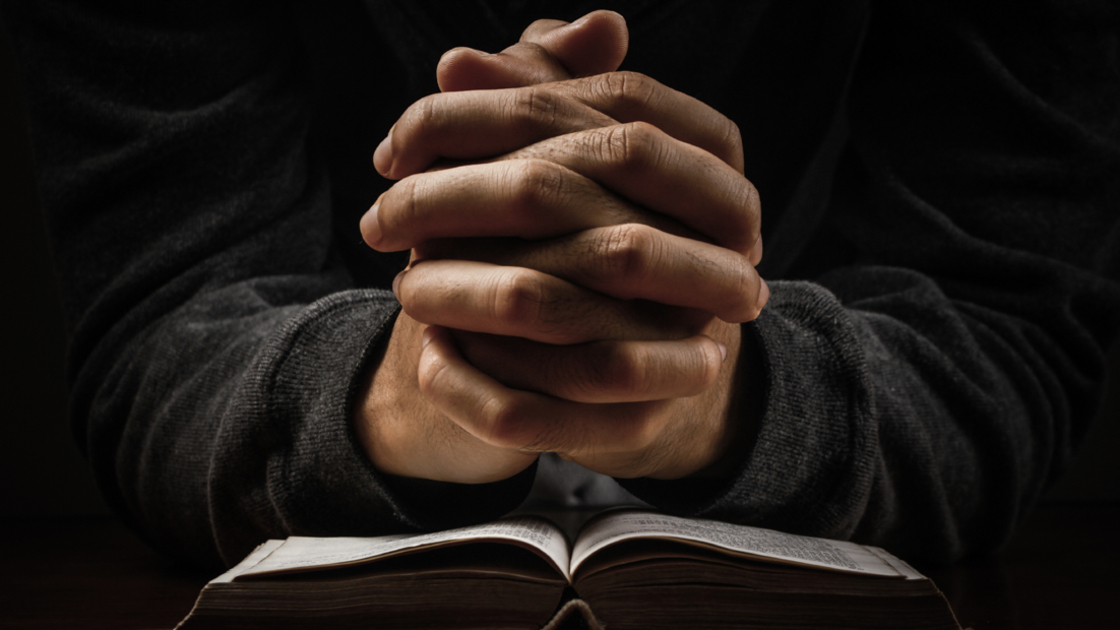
210 290 531 564
353 307 537 530
621 281 877 539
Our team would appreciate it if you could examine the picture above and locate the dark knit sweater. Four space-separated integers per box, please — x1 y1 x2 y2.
4 0 1118 568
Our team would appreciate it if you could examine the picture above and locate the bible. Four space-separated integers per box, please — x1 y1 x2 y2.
175 509 961 630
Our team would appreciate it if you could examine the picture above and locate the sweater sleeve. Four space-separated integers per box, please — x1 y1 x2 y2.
622 0 1120 563
2 0 532 568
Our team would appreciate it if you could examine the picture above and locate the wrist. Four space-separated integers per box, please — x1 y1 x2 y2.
687 321 764 480
353 312 538 483
352 311 423 477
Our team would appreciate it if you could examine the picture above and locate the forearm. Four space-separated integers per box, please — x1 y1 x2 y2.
625 0 1120 563
4 0 531 567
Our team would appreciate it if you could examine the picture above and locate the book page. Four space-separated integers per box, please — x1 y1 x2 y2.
236 516 571 579
174 540 288 630
211 539 286 584
570 511 904 577
866 545 925 580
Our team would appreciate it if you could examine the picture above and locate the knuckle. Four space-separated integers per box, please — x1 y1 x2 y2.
604 119 649 164
598 121 662 173
490 269 545 329
594 125 630 165
404 93 443 133
514 86 562 133
509 159 567 218
591 223 657 291
479 395 521 446
604 71 659 110
384 176 423 235
481 396 544 449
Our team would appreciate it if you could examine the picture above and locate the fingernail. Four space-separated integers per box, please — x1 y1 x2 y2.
748 235 764 266
716 341 728 363
360 195 383 248
421 326 435 348
758 278 770 312
373 124 394 177
392 269 404 300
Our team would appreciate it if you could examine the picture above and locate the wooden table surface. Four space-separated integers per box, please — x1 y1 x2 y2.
1 502 1117 629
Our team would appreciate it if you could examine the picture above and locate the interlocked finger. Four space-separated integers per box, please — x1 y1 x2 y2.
375 71 745 180
454 331 727 403
368 122 759 256
362 159 698 252
394 259 699 344
422 223 768 323
496 123 759 254
418 325 675 468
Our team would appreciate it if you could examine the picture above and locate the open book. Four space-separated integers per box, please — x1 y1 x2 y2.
175 509 961 630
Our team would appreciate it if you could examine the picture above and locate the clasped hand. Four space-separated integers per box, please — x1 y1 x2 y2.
353 11 767 485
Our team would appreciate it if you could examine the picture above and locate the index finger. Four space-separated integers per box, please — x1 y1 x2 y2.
375 71 744 179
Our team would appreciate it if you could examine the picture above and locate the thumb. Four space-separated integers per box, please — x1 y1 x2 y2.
437 10 628 92
521 10 629 77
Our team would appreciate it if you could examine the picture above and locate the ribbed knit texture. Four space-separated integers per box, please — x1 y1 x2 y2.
3 0 1118 568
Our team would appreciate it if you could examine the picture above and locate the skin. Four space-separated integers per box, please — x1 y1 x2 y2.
353 11 768 484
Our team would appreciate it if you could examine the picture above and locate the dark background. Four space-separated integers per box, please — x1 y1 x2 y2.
1 15 1117 526
1 17 107 518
